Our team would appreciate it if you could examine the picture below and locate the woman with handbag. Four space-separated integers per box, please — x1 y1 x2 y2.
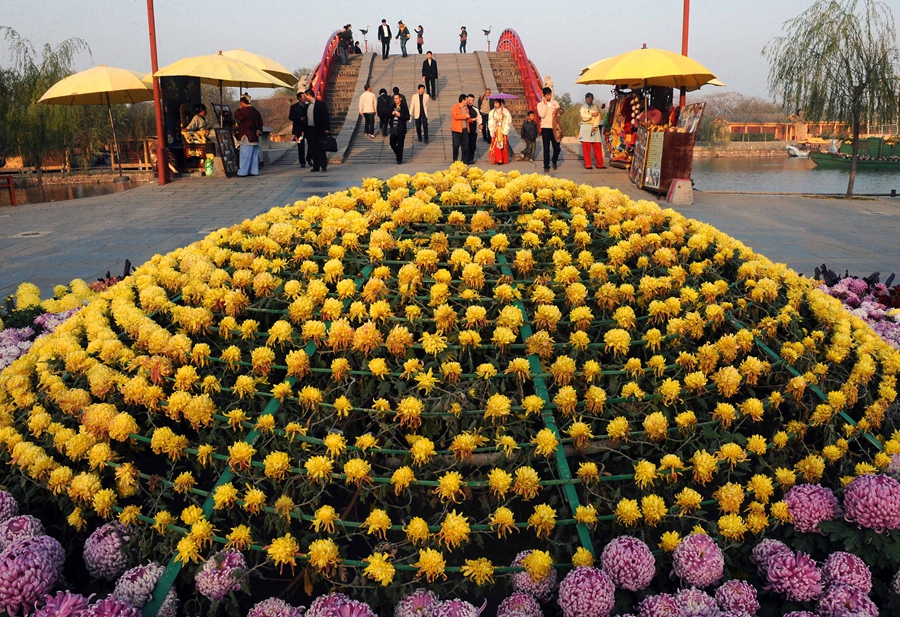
415 26 424 54
488 99 512 165
389 93 410 164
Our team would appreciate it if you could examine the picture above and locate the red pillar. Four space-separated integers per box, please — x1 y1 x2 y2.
147 0 167 185
680 0 690 108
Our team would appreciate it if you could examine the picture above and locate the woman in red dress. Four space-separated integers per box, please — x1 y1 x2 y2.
488 99 512 165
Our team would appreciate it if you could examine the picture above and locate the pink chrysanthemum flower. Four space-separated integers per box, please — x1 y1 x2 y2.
496 592 542 617
0 540 59 615
306 593 349 617
557 567 615 617
511 550 558 602
600 536 655 591
114 561 178 616
83 596 141 617
12 535 65 576
0 492 18 523
248 597 305 617
816 583 878 617
32 590 93 617
0 515 44 549
750 538 790 578
766 551 823 602
821 551 872 593
84 523 131 581
637 593 681 617
195 550 246 601
430 599 486 617
672 534 724 588
843 474 900 533
395 589 440 617
714 579 760 615
784 483 840 533
674 586 718 616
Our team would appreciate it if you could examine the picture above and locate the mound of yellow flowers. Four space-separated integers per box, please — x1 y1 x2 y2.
0 163 897 599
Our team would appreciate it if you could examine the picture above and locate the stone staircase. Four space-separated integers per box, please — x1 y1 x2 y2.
342 53 490 165
326 55 363 136
488 51 531 134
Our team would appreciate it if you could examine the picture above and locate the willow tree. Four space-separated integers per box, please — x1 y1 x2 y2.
763 0 899 198
1 27 88 200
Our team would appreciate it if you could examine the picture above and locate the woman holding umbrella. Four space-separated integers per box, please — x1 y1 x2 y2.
487 99 512 165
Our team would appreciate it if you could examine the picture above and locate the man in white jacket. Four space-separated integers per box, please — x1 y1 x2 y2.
358 84 377 139
409 83 431 143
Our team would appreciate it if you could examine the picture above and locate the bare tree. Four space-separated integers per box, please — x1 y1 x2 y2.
763 0 900 198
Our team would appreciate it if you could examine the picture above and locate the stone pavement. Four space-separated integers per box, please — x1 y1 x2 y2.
1 158 898 297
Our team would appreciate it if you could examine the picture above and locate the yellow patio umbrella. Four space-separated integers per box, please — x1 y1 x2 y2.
577 46 721 90
222 49 297 87
154 51 292 123
39 65 155 176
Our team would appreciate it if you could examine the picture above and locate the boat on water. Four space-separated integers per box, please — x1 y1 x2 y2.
810 136 900 170
810 152 900 170
785 145 810 158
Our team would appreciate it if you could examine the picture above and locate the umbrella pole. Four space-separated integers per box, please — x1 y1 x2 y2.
107 100 123 177
219 81 224 126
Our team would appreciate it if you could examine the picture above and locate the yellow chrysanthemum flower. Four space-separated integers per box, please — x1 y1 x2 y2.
307 538 340 573
414 548 447 582
364 552 395 586
461 558 495 586
615 498 642 527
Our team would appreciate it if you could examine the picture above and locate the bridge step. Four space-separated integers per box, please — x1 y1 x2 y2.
333 52 531 165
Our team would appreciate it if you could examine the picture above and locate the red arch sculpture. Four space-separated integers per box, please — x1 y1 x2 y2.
495 29 544 116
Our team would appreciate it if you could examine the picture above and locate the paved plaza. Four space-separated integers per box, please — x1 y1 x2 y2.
1 156 898 297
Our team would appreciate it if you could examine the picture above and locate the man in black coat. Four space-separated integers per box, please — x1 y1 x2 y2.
288 92 308 167
389 92 410 164
376 88 393 136
303 89 331 172
377 19 392 60
466 94 479 164
421 51 438 100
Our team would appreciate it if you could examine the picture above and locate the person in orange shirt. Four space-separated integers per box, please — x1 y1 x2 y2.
451 94 470 162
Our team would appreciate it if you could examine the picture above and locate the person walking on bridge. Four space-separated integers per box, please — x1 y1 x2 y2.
409 83 430 143
389 93 410 164
415 26 424 54
378 20 392 59
397 21 411 58
288 92 308 166
377 88 392 136
459 26 468 53
538 87 561 171
304 89 331 172
451 94 470 162
422 51 438 99
338 25 353 65
466 94 481 164
477 89 492 142
488 99 512 165
359 83 377 139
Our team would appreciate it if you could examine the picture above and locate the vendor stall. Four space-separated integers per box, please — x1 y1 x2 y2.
578 46 721 196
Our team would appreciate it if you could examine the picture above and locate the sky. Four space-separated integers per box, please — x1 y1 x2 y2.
2 0 896 102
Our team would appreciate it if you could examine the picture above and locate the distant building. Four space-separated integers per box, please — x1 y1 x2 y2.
712 114 871 142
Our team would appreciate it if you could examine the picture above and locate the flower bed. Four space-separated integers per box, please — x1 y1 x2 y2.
1 164 899 615
817 275 900 349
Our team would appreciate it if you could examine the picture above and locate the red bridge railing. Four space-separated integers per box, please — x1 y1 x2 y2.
496 29 544 116
310 30 341 101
